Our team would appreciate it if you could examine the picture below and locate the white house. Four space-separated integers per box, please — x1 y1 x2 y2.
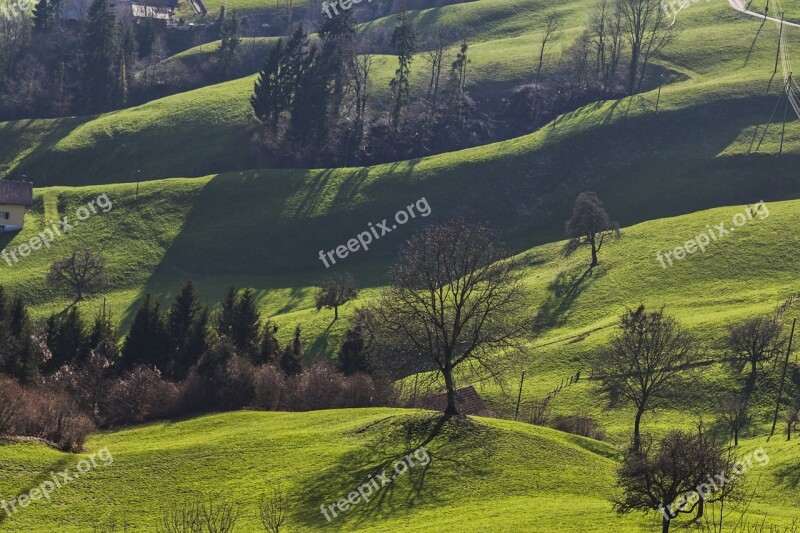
0 180 33 233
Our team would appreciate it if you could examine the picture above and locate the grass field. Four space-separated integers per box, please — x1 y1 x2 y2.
2 0 800 529
0 409 797 531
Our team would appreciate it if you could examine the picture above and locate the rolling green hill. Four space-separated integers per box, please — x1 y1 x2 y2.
0 409 797 531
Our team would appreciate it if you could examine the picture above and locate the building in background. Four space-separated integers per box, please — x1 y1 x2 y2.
0 180 33 233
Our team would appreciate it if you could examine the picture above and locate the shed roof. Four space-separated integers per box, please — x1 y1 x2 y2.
0 180 33 206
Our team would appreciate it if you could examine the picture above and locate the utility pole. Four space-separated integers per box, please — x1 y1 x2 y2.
769 316 796 441
514 370 525 421
655 74 664 113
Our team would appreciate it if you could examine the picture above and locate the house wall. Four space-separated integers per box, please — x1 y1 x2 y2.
0 204 27 231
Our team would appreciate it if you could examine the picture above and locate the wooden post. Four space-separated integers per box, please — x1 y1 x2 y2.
769 317 796 441
655 74 664 113
514 370 525 421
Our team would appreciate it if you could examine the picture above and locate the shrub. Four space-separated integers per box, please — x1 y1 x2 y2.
103 366 180 425
254 365 286 411
551 411 605 440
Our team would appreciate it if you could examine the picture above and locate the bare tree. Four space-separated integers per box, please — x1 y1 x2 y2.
726 316 786 390
315 274 358 320
615 430 736 533
158 495 239 533
593 305 697 448
563 191 620 268
368 220 530 415
716 391 749 446
589 0 626 93
618 0 675 94
535 10 563 83
47 248 108 302
259 485 288 533
424 31 447 114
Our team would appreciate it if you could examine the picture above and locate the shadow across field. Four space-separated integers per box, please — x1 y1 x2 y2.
290 412 494 530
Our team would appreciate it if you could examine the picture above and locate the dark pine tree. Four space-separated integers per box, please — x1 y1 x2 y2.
122 294 169 370
81 0 120 111
251 39 286 130
280 326 303 376
44 307 88 372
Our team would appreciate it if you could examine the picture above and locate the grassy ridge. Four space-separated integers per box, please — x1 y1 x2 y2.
0 409 796 531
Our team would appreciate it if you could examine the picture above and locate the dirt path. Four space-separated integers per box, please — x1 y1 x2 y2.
727 0 800 29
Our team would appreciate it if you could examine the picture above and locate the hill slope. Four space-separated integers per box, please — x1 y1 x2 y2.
0 409 796 531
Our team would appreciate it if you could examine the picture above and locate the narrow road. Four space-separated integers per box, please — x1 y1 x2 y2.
727 0 800 29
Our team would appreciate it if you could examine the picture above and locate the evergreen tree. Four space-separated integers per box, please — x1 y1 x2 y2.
214 287 260 360
389 9 416 131
44 307 88 372
81 0 120 111
87 308 118 364
8 297 38 385
318 10 357 122
280 326 302 375
122 294 169 369
251 39 286 129
289 45 327 145
216 287 238 339
166 281 202 378
33 0 54 32
257 320 281 365
218 9 241 71
233 288 261 359
339 315 369 375
182 306 209 374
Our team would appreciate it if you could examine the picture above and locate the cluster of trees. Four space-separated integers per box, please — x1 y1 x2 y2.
592 305 799 532
0 279 386 449
0 0 153 118
247 0 677 167
0 0 250 120
506 0 674 135
250 11 484 167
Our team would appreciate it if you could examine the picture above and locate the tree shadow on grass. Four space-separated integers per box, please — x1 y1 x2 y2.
0 455 72 525
773 458 800 489
290 412 495 530
534 264 603 332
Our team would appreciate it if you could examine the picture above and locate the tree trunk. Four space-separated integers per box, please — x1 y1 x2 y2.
734 427 738 446
627 43 640 95
633 408 644 448
662 515 671 533
590 242 599 267
334 305 338 320
443 363 458 415
696 498 704 519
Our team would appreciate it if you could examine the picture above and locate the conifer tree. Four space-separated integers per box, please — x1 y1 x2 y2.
81 0 120 111
122 294 169 369
390 9 416 132
251 39 286 129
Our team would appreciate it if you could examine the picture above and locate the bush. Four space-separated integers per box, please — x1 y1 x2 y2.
551 411 605 440
1 377 95 451
103 366 180 425
254 365 286 411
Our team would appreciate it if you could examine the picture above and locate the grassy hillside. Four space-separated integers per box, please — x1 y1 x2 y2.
0 409 796 531
0 0 796 186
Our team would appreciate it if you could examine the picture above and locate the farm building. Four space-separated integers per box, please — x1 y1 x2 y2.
0 180 33 233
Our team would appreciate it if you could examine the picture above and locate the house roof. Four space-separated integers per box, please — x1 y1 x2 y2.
418 385 494 417
0 180 33 206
